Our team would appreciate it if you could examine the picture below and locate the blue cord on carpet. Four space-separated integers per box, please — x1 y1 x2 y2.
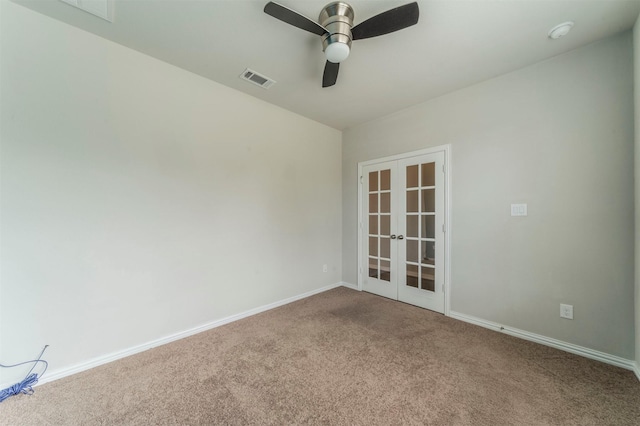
0 345 49 403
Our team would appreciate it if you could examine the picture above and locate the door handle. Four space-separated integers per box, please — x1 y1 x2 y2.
390 235 397 239
398 235 404 240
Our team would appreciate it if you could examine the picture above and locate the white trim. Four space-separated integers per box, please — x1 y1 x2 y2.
358 145 450 166
634 362 640 382
443 147 452 316
357 164 364 292
449 311 636 371
16 282 344 389
341 281 359 291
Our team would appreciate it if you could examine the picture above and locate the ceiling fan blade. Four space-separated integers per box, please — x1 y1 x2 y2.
351 2 419 41
264 2 327 36
322 61 340 88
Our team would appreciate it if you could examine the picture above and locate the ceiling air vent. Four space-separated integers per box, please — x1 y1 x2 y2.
59 0 113 22
240 68 276 89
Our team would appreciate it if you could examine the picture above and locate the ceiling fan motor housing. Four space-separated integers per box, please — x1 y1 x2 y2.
319 2 354 60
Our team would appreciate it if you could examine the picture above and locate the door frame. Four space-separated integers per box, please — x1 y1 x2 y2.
357 144 452 316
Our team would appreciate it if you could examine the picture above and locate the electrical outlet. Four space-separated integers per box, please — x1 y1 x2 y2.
560 304 573 319
322 264 328 273
511 203 528 216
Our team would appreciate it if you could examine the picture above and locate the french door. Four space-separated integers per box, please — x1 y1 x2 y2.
360 151 446 313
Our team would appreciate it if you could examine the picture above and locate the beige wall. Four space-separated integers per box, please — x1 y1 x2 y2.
0 1 342 385
343 33 635 359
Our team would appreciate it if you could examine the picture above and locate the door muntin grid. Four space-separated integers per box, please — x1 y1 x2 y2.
368 169 392 282
405 163 436 292
360 150 446 313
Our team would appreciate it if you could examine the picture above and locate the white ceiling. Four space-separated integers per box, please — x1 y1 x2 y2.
13 0 640 130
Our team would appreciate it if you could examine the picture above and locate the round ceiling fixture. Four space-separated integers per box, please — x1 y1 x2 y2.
548 21 574 39
325 42 351 63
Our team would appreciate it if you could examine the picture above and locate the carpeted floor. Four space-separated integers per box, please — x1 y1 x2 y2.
1 287 639 425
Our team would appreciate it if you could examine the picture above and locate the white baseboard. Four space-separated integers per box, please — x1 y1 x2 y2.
28 282 344 388
9 287 637 390
340 281 359 291
449 311 637 372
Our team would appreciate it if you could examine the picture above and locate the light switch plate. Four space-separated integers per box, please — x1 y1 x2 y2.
560 304 573 319
511 203 528 216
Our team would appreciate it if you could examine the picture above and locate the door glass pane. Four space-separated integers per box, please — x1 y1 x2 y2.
407 163 438 293
422 241 435 264
407 264 418 288
421 266 435 291
380 260 390 282
369 194 378 213
369 237 378 257
369 171 378 192
380 192 391 213
380 215 390 236
380 169 391 191
406 215 418 238
369 167 391 284
406 165 418 188
369 258 378 278
407 190 418 213
380 237 391 259
421 189 435 213
406 239 418 263
421 162 435 187
422 215 435 238
369 215 378 235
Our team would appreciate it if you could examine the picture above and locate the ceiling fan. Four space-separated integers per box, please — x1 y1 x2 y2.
264 1 419 88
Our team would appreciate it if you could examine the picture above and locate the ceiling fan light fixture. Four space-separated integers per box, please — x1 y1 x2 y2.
325 41 350 63
263 1 420 87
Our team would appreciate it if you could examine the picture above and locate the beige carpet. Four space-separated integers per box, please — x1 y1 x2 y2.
1 287 639 425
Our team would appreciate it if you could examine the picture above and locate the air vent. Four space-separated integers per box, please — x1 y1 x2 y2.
59 0 113 22
240 69 276 89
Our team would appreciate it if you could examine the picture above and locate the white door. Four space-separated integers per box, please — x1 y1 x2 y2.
362 161 397 300
361 151 446 313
